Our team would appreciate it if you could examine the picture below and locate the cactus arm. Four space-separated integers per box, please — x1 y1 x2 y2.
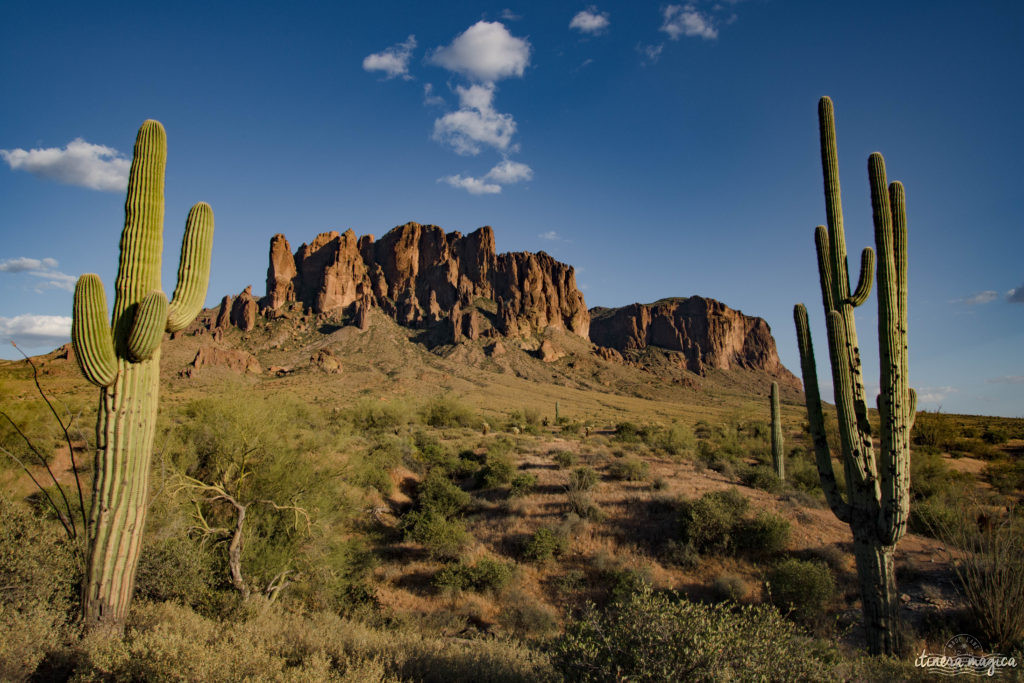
127 291 169 361
794 304 851 523
847 248 875 307
166 202 215 332
818 96 851 303
814 226 837 314
770 381 785 481
72 274 118 387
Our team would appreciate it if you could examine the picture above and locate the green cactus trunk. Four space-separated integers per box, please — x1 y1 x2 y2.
769 382 784 480
792 96 914 656
73 121 213 630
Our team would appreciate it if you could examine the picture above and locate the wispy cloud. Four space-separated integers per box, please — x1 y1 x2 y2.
0 314 72 348
363 35 417 80
917 386 957 404
423 83 446 107
439 159 533 195
429 21 531 83
660 4 718 40
950 290 1000 305
987 375 1024 384
439 174 502 195
0 256 75 292
637 43 664 64
570 7 610 35
500 9 522 21
1007 282 1024 303
433 83 517 155
539 231 560 241
0 138 129 192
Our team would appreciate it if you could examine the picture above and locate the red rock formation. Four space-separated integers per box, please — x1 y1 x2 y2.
261 222 589 340
589 297 792 378
215 295 232 329
182 346 261 376
230 286 257 332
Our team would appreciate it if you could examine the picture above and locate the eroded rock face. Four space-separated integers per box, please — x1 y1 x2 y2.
230 286 257 332
261 222 589 340
589 297 791 377
182 346 262 376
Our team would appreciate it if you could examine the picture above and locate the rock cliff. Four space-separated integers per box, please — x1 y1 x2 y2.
260 222 590 340
589 297 792 378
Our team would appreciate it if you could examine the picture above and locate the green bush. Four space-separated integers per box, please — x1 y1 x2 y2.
712 573 750 603
479 451 516 489
912 411 957 450
421 395 478 429
508 472 537 498
551 585 830 681
552 451 576 469
738 464 783 493
344 398 413 434
614 421 642 442
766 558 835 626
981 427 1010 445
568 466 598 492
498 590 558 638
608 457 649 482
434 558 514 594
985 458 1024 494
417 469 471 517
134 535 219 611
735 512 791 557
402 509 470 560
521 527 568 563
679 488 749 554
657 424 696 457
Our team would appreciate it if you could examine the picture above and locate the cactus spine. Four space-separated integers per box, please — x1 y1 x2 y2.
793 96 914 655
769 382 784 480
72 120 213 630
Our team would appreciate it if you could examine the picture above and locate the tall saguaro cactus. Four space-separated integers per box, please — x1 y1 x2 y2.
793 96 915 655
72 120 213 630
769 382 784 480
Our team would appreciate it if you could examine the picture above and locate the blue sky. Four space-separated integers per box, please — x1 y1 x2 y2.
1 1 1021 417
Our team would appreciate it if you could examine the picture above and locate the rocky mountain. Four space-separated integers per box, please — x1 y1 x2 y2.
590 297 792 378
213 223 792 381
260 222 589 341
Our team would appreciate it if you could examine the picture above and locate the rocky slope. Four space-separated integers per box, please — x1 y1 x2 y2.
260 222 589 341
589 297 793 379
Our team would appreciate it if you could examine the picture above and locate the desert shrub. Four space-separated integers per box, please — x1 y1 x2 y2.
434 558 514 594
981 427 1010 445
657 424 696 457
606 567 652 604
0 496 79 681
552 451 576 469
566 487 603 521
550 585 830 681
499 590 558 638
985 458 1024 494
345 397 413 434
933 507 1024 650
478 452 516 489
560 421 584 436
507 408 542 434
766 558 835 626
417 469 471 517
521 527 568 563
134 535 219 611
678 488 749 554
413 431 457 473
421 395 477 429
568 466 598 492
789 454 826 494
508 472 537 498
712 574 750 603
608 456 649 482
735 511 791 557
908 451 974 537
402 509 469 560
912 411 957 450
614 421 642 443
652 476 669 491
738 463 783 493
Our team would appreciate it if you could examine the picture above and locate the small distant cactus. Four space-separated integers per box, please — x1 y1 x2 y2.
555 401 561 424
72 120 213 630
769 382 784 480
793 96 914 655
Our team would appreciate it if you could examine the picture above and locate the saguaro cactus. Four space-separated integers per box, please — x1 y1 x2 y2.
72 120 213 630
769 382 784 480
793 96 915 655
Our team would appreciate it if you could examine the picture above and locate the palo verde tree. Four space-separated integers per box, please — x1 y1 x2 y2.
71 120 213 630
793 96 915 655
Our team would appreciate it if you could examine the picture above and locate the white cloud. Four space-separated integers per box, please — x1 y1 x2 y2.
661 4 718 40
1007 282 1024 303
539 231 560 241
363 35 417 80
570 7 610 35
0 314 72 348
439 174 502 195
500 9 522 21
917 386 957 405
987 376 1024 384
638 43 664 63
429 21 531 83
485 159 532 183
423 83 446 107
0 256 75 292
950 290 999 305
0 138 129 192
433 83 517 155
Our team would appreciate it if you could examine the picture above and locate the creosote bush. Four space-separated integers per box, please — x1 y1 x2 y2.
766 558 836 627
434 558 514 594
678 488 749 554
521 527 569 563
608 456 649 482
